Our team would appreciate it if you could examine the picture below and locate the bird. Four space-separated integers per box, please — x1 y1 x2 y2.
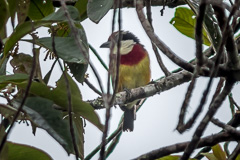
100 31 151 131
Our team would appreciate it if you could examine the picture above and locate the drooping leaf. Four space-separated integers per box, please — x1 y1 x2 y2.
75 0 88 21
63 114 84 158
73 117 84 158
212 144 226 160
0 57 8 75
35 26 89 82
7 0 17 27
16 73 104 131
201 153 218 160
16 97 74 154
37 37 88 63
43 5 80 21
5 141 52 160
156 155 196 160
28 0 54 20
17 0 31 25
0 0 8 39
2 5 80 68
170 7 211 46
87 0 114 23
186 1 222 51
0 73 28 90
0 0 9 35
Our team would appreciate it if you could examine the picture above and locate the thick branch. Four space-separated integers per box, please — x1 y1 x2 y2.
89 71 192 109
122 0 186 8
133 132 238 160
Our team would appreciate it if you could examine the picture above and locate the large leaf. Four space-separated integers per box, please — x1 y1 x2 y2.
2 6 80 68
212 144 226 160
28 0 54 20
17 0 31 25
87 0 114 23
0 73 29 90
37 37 87 63
35 25 89 82
17 97 74 155
7 0 17 26
43 5 80 21
0 0 9 34
16 73 104 131
170 7 211 46
5 141 52 160
75 0 88 21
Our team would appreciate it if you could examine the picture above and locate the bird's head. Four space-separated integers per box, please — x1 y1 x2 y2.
100 31 141 55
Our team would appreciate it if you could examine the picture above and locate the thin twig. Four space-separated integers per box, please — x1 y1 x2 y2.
0 24 36 154
51 29 79 160
180 1 240 158
100 0 122 159
84 78 102 96
176 0 207 132
211 118 240 137
180 79 235 160
86 125 123 160
111 0 122 104
145 0 171 77
59 0 105 94
89 44 108 71
228 143 240 160
136 0 199 75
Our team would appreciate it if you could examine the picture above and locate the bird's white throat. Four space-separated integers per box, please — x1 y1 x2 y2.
112 40 135 55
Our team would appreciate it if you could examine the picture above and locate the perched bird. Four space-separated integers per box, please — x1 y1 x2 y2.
100 31 151 131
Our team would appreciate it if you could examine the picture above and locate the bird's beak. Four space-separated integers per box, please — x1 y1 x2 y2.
100 41 110 48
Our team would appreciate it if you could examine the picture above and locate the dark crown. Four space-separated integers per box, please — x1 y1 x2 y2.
109 31 140 44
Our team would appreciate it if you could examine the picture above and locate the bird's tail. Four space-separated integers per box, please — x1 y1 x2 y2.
123 106 135 131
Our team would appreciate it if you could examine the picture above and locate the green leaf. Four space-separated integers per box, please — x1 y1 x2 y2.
63 115 84 158
1 5 80 67
37 37 88 63
0 0 8 31
236 154 240 160
156 155 196 160
17 0 31 25
212 144 226 160
75 0 88 21
16 73 104 131
170 7 211 46
0 73 28 90
28 0 54 20
87 0 114 23
201 153 218 160
74 117 84 158
18 97 74 154
36 26 89 82
43 5 80 21
0 57 8 75
6 141 52 160
7 0 17 26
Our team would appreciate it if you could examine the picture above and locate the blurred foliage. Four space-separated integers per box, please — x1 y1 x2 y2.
170 7 211 46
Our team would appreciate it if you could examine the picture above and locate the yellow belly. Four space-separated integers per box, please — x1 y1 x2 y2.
117 55 151 92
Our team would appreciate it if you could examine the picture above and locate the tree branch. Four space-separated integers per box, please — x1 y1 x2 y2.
122 0 186 8
89 70 192 109
133 132 238 160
